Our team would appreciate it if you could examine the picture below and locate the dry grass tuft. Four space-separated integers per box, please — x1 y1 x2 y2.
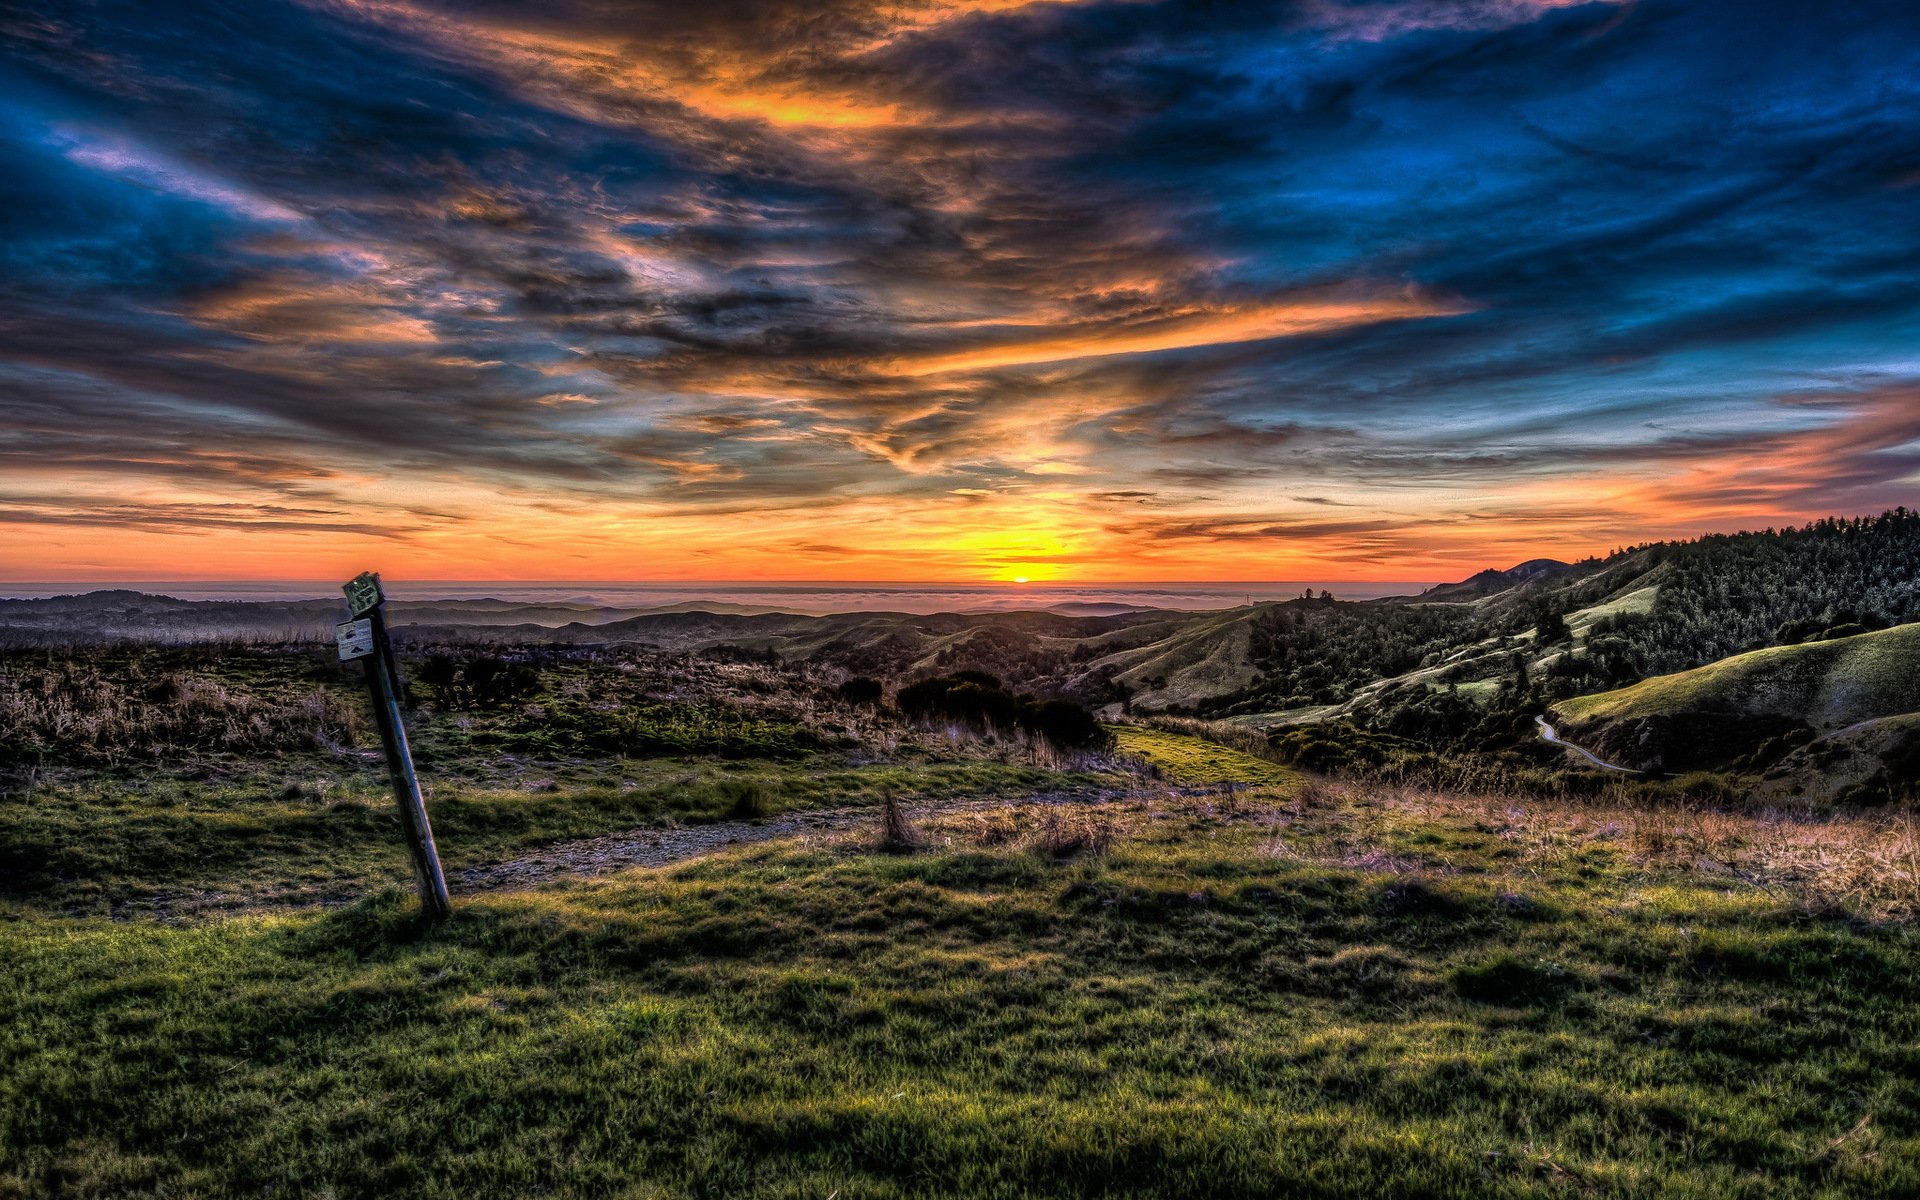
1363 779 1920 920
877 792 923 853
960 806 1025 847
1028 808 1116 860
0 661 365 765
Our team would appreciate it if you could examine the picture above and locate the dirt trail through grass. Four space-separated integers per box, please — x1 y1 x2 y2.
457 726 1289 892
453 787 1128 891
124 732 1266 915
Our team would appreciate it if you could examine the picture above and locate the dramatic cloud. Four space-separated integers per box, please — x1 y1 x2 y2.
2 0 1918 581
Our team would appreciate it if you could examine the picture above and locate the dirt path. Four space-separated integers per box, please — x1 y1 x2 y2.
453 787 1135 892
1535 715 1640 774
109 785 1152 922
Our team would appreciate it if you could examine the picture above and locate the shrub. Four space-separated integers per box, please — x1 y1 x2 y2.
896 674 1107 751
895 674 1018 731
835 676 883 708
462 656 541 709
416 654 463 707
1018 699 1112 752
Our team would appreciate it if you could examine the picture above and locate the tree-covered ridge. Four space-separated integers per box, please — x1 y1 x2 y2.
1186 509 1920 739
1631 508 1920 673
1221 601 1472 712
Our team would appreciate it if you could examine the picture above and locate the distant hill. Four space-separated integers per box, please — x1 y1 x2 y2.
1084 606 1269 711
1404 558 1578 603
6 511 1918 779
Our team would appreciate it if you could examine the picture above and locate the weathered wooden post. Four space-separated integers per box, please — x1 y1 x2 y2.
337 571 452 923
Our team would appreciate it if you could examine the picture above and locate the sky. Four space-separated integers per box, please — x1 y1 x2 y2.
2 0 1919 584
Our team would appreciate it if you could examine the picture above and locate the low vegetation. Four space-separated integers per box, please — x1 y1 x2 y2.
5 729 1919 1197
0 758 1072 915
0 643 1107 915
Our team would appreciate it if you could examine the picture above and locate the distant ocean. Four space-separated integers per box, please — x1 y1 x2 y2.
0 580 1439 613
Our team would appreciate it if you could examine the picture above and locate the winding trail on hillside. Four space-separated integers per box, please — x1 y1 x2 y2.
1535 716 1639 774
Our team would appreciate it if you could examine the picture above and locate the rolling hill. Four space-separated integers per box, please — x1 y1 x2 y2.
1551 622 1920 787
8 511 1918 796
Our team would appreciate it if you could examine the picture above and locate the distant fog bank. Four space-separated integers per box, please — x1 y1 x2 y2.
0 580 1439 614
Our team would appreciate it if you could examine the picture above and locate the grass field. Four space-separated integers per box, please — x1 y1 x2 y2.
0 757 1072 915
5 730 1920 1197
1109 724 1300 788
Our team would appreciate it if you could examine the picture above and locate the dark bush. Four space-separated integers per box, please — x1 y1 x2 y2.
416 654 463 708
835 676 883 708
462 656 540 709
946 670 1003 690
894 674 1104 751
1018 698 1111 751
896 675 1018 730
895 677 954 720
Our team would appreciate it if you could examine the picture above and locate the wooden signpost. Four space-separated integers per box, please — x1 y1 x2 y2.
337 571 452 923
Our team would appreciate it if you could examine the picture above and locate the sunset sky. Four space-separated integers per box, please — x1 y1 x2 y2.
3 0 1919 583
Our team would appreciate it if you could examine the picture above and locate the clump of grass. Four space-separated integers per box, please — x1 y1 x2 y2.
1029 807 1115 860
877 792 922 852
1296 945 1434 1001
1449 953 1586 1007
718 779 769 819
960 805 1024 846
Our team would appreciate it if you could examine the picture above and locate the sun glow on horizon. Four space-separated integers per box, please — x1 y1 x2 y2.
4 2 1918 583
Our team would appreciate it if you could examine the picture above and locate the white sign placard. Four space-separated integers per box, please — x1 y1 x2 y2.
335 618 376 662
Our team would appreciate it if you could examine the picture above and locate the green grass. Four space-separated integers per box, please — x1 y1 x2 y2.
1566 585 1659 635
6 785 1920 1197
0 758 1076 913
1109 725 1301 789
6 728 1919 1197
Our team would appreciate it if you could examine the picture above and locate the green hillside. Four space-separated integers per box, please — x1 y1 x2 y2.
1091 607 1265 711
1551 622 1920 775
1556 622 1920 729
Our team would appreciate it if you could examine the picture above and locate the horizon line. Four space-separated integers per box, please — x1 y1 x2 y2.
0 577 1445 584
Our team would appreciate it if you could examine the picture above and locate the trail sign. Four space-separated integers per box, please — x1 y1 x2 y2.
335 618 375 661
340 572 451 924
343 570 384 617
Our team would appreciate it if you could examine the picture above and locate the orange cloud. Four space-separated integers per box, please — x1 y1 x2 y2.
191 277 439 345
888 290 1468 375
327 0 1064 132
